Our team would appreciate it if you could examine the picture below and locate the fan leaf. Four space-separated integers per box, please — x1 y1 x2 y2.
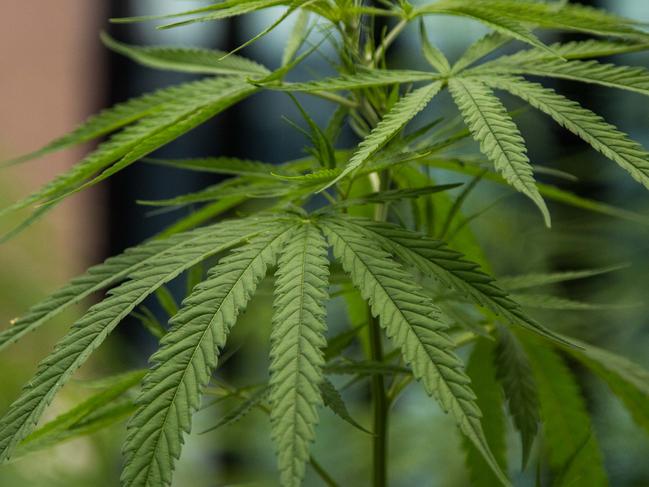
523 337 608 486
0 218 268 464
343 217 570 346
0 225 226 351
449 77 549 226
481 76 649 190
494 326 540 468
269 223 329 487
470 58 649 98
417 3 551 53
2 79 223 166
327 82 442 189
463 338 507 487
566 340 649 436
1 77 257 224
473 39 649 71
421 0 646 40
121 222 293 487
101 32 269 76
321 217 510 487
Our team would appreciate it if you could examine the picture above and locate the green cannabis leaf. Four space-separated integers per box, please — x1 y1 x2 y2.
270 223 329 487
3 1 649 486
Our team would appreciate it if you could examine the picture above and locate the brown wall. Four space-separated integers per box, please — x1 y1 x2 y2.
0 2 105 282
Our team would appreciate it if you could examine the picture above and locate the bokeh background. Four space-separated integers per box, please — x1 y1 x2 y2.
2 1 649 485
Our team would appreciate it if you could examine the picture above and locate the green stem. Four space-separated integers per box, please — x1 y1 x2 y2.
372 18 408 66
309 457 341 487
308 90 359 108
369 312 388 487
367 151 391 487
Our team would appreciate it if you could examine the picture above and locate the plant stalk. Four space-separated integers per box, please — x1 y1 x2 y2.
367 141 391 487
368 312 388 487
359 6 397 483
372 18 408 66
309 458 341 487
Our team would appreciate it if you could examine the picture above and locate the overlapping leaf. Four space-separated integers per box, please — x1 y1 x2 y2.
523 338 608 486
480 76 649 190
327 82 442 188
471 39 649 71
498 265 626 291
463 339 507 487
139 179 293 208
112 0 286 27
282 9 310 67
1 77 257 222
342 217 569 345
494 326 539 467
449 78 549 226
470 58 649 97
3 79 217 166
0 224 217 351
416 3 549 52
146 157 282 179
513 293 624 311
101 32 269 76
452 32 510 73
421 156 649 226
321 218 510 486
420 21 451 73
420 0 647 40
566 340 649 435
201 386 269 434
0 218 266 464
14 370 144 457
162 0 292 30
121 223 293 487
269 224 329 487
319 379 370 434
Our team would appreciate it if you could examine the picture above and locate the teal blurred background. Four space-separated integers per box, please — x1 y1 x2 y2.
2 1 649 485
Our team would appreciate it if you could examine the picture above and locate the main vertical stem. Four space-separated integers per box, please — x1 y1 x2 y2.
358 3 397 481
369 170 389 487
369 313 388 487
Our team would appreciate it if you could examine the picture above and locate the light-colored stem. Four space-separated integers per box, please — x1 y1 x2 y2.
309 90 359 108
373 18 408 65
309 458 341 487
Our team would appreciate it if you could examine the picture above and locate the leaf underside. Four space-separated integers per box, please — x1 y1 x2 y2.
121 224 292 487
270 224 330 487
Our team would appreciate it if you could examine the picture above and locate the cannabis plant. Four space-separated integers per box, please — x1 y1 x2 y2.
3 1 649 486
